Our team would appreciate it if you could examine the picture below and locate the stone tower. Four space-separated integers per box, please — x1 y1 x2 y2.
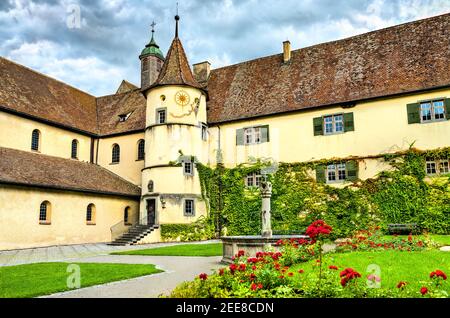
139 23 165 89
139 15 209 230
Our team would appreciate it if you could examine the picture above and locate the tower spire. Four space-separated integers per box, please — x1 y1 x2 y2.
175 2 180 38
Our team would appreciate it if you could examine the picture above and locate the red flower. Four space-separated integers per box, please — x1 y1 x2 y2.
329 265 339 270
239 264 246 271
408 234 413 242
249 273 256 281
420 287 428 295
276 239 284 246
430 270 447 280
279 275 285 279
256 252 264 258
274 263 281 270
229 264 238 274
298 269 304 274
247 257 258 264
306 220 333 240
252 265 257 271
397 281 407 289
219 269 225 276
237 250 245 257
251 283 263 291
199 273 208 281
288 272 294 277
339 268 362 287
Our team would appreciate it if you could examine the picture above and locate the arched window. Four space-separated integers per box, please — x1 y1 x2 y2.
86 203 96 225
39 201 51 224
112 144 120 163
124 207 130 225
31 129 41 151
71 139 79 159
137 139 145 161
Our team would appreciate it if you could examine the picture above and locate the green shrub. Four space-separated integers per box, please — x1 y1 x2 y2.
161 216 215 242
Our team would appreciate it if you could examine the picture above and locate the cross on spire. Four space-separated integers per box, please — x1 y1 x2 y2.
151 21 156 33
175 2 180 38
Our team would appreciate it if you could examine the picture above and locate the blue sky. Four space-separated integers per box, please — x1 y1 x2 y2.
1 0 450 96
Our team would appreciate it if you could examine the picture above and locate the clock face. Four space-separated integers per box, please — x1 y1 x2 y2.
175 91 190 107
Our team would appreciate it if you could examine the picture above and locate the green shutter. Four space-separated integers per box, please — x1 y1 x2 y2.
407 103 421 124
445 99 450 120
346 161 359 181
261 125 270 143
236 129 244 146
313 117 324 136
343 113 355 132
315 165 326 184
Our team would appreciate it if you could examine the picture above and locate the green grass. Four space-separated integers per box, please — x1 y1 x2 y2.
111 243 223 257
0 262 162 298
382 235 450 246
292 250 450 291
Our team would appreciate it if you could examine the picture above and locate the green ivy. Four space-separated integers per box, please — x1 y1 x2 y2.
196 147 450 239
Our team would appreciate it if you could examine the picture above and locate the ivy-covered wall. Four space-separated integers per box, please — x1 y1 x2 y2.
196 147 450 239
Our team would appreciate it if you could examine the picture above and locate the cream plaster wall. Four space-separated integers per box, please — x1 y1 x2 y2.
208 89 450 176
0 186 139 250
97 133 145 186
0 112 92 162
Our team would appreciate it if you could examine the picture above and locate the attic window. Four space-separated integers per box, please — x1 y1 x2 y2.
118 112 133 122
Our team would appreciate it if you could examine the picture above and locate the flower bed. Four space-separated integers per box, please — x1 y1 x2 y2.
170 221 449 298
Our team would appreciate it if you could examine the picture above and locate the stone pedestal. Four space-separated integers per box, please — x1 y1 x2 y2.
261 181 272 238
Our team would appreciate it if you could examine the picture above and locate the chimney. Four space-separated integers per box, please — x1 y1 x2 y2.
193 61 211 83
283 41 291 63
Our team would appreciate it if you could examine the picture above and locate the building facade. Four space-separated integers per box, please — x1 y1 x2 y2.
0 14 449 250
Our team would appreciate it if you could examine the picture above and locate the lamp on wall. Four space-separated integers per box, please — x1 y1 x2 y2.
160 196 166 209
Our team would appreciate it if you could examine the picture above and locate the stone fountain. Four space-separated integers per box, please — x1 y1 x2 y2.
221 178 307 263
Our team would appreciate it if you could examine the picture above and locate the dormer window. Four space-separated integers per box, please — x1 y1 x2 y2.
118 112 133 123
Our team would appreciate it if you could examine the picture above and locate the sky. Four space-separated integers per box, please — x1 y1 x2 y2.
1 0 450 96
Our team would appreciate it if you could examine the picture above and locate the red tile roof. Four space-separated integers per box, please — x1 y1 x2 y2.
0 147 141 197
206 13 450 123
2 13 450 131
0 57 98 133
144 36 203 91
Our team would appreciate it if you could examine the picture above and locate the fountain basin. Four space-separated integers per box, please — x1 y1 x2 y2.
221 235 308 264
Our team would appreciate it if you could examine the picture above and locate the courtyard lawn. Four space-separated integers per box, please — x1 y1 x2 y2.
292 250 450 291
0 262 162 298
382 235 450 247
111 243 222 257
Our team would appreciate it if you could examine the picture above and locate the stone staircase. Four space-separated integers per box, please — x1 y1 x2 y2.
108 224 159 246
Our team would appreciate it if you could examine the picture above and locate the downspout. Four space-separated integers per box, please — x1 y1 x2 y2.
217 125 223 238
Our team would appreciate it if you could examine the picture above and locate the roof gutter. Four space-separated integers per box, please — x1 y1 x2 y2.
0 180 141 199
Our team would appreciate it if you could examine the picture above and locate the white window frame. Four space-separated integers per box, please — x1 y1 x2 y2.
245 172 262 188
201 123 208 141
183 161 194 176
420 100 446 123
184 199 195 217
244 127 262 145
326 163 347 184
323 114 344 135
157 108 167 124
426 158 450 175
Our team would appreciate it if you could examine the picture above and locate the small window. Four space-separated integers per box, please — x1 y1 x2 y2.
421 100 446 123
71 139 78 159
112 144 120 164
244 127 262 145
245 172 262 188
124 207 131 225
201 124 208 141
327 163 346 183
426 158 450 175
184 199 195 216
184 161 194 176
157 109 167 124
86 204 96 225
39 201 51 224
31 129 40 151
324 114 344 135
137 139 145 161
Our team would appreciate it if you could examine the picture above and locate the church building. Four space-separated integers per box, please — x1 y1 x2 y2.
1 14 449 250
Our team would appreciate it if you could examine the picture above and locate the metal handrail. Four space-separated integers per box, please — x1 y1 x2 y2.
110 214 156 241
